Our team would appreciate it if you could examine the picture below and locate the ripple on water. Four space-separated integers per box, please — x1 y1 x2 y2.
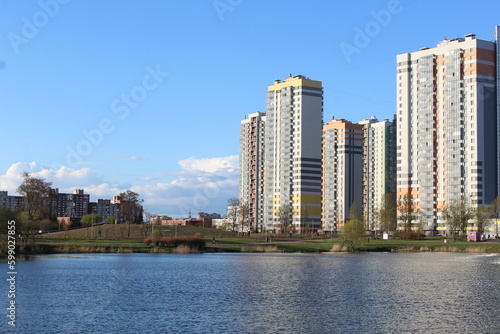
5 252 500 333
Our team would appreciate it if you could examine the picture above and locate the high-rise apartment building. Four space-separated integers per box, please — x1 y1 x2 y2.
88 199 120 221
322 118 364 231
396 30 499 232
0 191 23 212
263 75 323 232
52 188 90 219
239 111 266 232
362 118 396 230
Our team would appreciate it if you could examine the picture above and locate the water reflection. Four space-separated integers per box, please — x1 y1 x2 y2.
3 252 499 333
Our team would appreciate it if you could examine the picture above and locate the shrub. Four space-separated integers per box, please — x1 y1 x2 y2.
165 236 206 250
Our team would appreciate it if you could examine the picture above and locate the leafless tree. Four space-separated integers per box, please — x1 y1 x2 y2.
397 191 418 232
278 203 293 235
475 205 491 236
239 201 250 233
490 197 500 238
374 193 397 235
119 190 143 237
442 196 474 240
227 197 240 232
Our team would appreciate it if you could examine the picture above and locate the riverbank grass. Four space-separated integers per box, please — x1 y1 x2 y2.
7 225 500 254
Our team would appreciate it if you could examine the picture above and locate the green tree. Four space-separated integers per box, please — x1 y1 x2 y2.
17 172 52 221
0 204 17 235
17 212 39 244
39 218 58 232
81 213 102 227
442 197 474 240
397 191 418 232
105 216 117 224
339 203 365 251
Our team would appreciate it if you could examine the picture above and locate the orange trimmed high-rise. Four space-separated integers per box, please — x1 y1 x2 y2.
396 28 500 233
322 117 365 230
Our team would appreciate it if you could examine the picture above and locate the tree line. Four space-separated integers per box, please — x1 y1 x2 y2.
226 191 500 241
0 172 144 245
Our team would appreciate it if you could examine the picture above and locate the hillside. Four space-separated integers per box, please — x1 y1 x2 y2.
44 223 237 239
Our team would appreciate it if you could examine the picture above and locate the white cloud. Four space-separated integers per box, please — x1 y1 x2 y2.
0 162 104 193
178 155 238 173
0 156 239 217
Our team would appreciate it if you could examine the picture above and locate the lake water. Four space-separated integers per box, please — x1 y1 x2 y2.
2 252 500 333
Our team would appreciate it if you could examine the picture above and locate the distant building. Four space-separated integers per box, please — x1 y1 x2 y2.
361 118 396 231
239 111 266 232
322 118 364 230
49 189 90 224
212 218 231 230
0 191 23 212
161 218 212 228
88 199 119 221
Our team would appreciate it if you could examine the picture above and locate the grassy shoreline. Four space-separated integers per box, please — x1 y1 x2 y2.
5 225 500 255
13 237 500 255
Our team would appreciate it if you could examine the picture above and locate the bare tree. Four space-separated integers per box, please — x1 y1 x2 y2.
491 197 500 238
119 190 143 238
17 172 52 222
278 203 293 236
144 211 154 225
397 191 418 232
227 197 240 232
239 201 250 233
475 205 491 236
442 197 474 241
374 193 397 236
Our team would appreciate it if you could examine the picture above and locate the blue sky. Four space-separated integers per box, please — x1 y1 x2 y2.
1 0 499 216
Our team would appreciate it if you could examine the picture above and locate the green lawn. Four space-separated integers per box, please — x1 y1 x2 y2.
15 225 500 254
